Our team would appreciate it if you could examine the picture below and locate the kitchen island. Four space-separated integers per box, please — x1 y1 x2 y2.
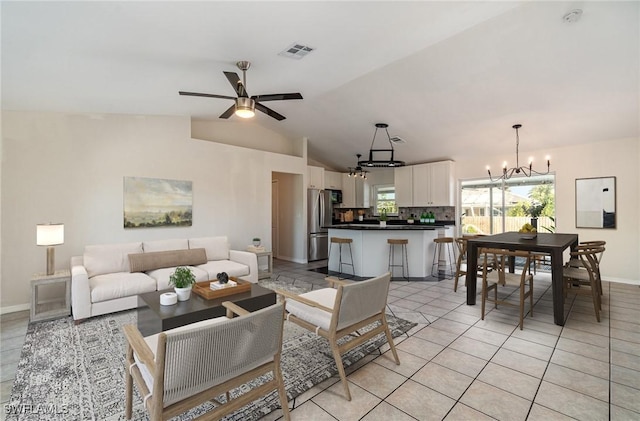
327 224 454 280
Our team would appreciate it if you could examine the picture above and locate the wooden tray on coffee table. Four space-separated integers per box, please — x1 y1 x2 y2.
192 277 252 300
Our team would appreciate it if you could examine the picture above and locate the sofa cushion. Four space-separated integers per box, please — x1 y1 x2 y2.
129 249 207 273
143 239 189 253
189 236 229 261
195 260 249 281
147 266 209 290
89 272 157 303
84 242 143 278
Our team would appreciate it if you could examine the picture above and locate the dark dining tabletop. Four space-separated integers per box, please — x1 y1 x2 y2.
465 232 579 326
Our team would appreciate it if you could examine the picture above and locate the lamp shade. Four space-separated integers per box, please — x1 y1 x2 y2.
36 223 64 246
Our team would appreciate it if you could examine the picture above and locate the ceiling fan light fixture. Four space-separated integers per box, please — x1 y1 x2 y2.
235 97 255 118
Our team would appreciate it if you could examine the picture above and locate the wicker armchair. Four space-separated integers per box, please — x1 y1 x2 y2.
276 272 399 401
123 302 290 421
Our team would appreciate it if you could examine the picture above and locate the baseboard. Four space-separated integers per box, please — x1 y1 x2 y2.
275 255 307 264
0 303 30 315
604 277 640 286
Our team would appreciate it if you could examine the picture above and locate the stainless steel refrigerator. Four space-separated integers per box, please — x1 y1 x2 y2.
308 189 333 261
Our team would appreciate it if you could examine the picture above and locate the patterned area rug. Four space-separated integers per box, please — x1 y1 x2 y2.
7 281 415 420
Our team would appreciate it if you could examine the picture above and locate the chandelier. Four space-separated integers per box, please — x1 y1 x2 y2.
348 154 368 179
357 123 405 168
487 124 550 182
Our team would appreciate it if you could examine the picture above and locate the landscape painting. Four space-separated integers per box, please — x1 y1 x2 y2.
124 177 192 228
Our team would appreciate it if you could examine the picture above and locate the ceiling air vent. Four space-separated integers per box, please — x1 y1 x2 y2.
389 136 406 144
279 43 315 60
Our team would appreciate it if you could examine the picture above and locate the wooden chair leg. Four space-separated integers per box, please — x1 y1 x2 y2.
591 283 601 322
274 357 291 421
329 338 351 401
382 316 400 365
125 350 133 419
519 284 524 330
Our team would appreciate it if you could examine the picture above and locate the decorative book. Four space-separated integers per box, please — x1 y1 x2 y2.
247 245 266 252
210 279 238 290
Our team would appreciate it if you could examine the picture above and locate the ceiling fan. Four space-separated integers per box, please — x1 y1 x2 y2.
179 61 303 121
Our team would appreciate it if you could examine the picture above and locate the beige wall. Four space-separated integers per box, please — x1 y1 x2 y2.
454 136 640 283
1 111 307 312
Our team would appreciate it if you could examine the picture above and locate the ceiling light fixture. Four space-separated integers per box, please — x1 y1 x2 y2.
357 123 406 168
348 154 368 179
486 124 550 182
235 97 255 118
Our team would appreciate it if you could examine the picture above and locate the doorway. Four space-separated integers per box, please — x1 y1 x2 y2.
271 179 279 257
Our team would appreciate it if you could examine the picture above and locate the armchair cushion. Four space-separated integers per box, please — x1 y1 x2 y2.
285 288 337 331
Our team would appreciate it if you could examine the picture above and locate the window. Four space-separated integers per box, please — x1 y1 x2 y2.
460 175 555 235
374 184 398 216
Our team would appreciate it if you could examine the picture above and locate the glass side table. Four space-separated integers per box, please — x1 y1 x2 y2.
30 269 71 322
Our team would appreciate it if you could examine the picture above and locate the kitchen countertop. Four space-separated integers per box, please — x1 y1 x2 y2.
326 224 452 230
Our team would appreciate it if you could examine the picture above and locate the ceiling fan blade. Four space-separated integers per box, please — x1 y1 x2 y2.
255 102 286 121
219 104 236 119
223 71 248 97
252 93 303 102
179 91 235 100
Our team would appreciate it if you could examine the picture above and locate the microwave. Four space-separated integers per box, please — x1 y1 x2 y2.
328 189 342 204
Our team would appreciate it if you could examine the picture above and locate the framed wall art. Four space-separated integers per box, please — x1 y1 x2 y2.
575 176 616 229
124 177 192 228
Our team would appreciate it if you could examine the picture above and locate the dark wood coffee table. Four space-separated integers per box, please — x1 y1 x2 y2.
137 282 276 336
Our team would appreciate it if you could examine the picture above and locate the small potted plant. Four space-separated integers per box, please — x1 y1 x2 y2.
169 267 196 301
379 209 388 227
252 237 261 247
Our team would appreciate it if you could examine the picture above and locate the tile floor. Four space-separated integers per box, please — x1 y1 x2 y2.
1 259 639 421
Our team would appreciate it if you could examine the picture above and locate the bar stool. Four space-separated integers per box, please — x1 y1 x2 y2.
432 237 455 279
329 237 354 278
388 239 409 281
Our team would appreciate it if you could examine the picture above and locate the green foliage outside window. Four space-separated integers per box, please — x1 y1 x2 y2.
507 184 555 218
375 185 397 215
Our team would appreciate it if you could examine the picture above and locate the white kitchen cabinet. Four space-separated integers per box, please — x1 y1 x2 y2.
307 165 325 189
324 171 342 190
428 160 455 206
394 161 455 207
341 174 370 208
412 161 454 206
394 166 414 207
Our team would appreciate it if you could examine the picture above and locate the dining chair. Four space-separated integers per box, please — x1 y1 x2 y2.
563 244 604 322
276 272 399 401
123 302 290 421
453 237 468 292
579 240 606 295
480 248 534 330
454 235 494 292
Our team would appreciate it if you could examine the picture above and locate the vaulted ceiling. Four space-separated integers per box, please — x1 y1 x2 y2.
2 1 638 171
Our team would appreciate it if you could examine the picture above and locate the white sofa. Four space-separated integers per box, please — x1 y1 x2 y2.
70 236 258 322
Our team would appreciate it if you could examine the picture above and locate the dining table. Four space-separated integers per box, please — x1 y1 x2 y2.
465 232 579 326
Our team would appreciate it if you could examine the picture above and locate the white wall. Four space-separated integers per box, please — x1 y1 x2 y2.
1 111 307 311
454 136 640 283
